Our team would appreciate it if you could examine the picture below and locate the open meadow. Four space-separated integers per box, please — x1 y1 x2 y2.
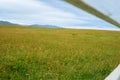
0 25 120 80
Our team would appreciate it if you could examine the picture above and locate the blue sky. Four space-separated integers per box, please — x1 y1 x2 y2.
0 0 120 30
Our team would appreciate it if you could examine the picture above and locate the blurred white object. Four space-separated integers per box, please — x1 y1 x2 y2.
105 64 120 80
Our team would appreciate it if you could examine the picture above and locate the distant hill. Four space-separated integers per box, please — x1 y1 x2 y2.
30 24 61 28
0 21 19 25
0 21 61 28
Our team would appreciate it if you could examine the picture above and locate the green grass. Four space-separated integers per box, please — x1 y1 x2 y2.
0 25 120 80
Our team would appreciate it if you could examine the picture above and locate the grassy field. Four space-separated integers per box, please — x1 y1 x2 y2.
0 25 120 80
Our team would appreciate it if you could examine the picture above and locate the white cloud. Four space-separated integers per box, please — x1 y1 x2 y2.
0 0 119 30
0 0 55 14
0 0 88 26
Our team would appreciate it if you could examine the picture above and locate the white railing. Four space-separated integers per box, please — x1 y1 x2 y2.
105 64 120 80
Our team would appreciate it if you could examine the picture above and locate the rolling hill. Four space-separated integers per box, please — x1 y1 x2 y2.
0 21 19 25
0 21 61 28
30 24 61 28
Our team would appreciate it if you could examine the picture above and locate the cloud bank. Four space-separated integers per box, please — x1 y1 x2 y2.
0 0 119 30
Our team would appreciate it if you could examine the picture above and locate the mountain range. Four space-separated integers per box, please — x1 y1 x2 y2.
30 24 60 28
0 21 19 25
0 21 61 28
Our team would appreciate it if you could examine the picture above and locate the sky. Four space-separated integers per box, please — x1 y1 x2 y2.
0 0 120 30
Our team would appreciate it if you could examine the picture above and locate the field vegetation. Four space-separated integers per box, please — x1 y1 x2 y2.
0 25 120 80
